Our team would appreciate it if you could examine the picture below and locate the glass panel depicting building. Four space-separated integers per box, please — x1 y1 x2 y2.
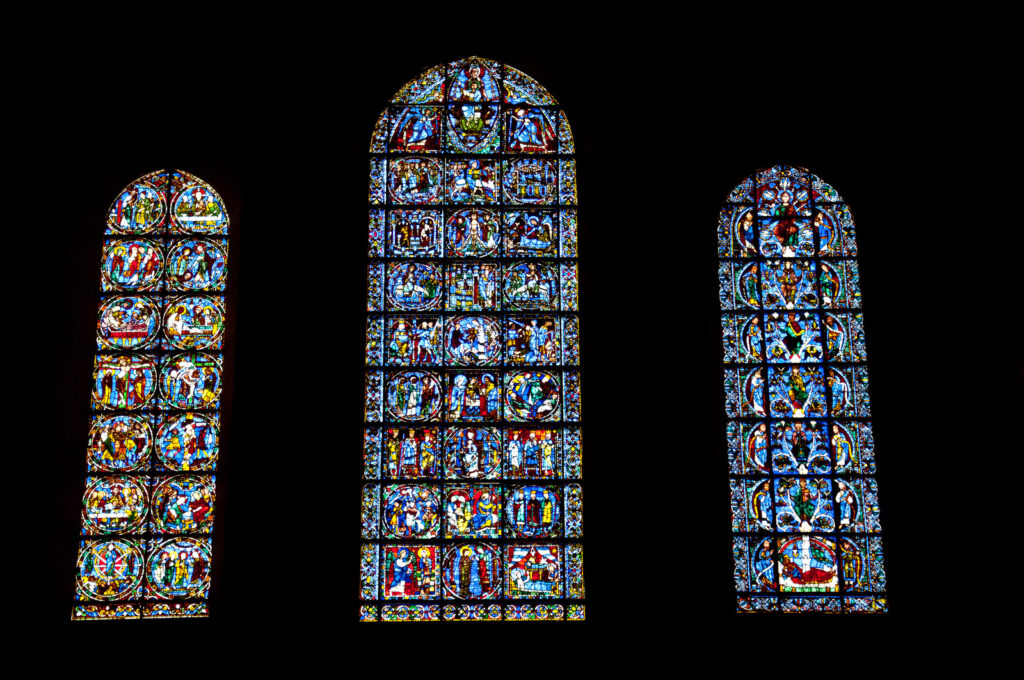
73 170 229 620
361 58 584 622
719 165 886 614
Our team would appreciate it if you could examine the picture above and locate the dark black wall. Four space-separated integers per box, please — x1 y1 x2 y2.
30 38 985 662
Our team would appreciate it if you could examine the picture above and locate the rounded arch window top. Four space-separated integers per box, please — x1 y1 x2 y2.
370 57 572 155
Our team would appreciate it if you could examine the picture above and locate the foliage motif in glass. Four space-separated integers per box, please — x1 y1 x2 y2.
720 165 886 614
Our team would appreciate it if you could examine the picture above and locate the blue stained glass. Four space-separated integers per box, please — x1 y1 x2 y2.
385 370 444 422
559 209 578 257
386 262 443 311
504 262 559 311
361 544 379 600
363 428 382 479
764 312 823 363
101 239 163 292
503 158 557 205
165 239 227 292
87 414 153 473
771 420 831 474
366 317 384 366
777 536 838 593
367 263 384 311
389 157 443 205
448 58 502 102
557 111 574 154
719 166 886 613
369 158 386 204
564 428 582 479
761 260 818 310
98 296 161 350
774 477 835 533
391 64 446 104
442 544 502 599
76 539 145 601
506 107 557 154
445 427 501 479
504 210 558 257
380 546 440 600
370 109 388 153
445 484 501 538
506 485 561 537
92 355 158 410
447 104 501 153
368 209 385 257
107 179 166 234
504 371 560 422
171 183 228 235
446 159 499 204
446 208 500 257
505 316 560 366
446 263 500 311
77 170 229 621
382 484 441 539
362 60 583 622
363 484 380 539
383 427 440 479
562 317 580 365
386 316 443 366
446 371 500 422
502 65 557 105
390 107 442 153
388 209 443 257
155 412 219 472
768 365 826 418
445 315 500 366
559 159 577 205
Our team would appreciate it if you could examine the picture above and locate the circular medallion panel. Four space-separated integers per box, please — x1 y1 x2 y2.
146 537 212 600
156 413 219 471
150 476 215 534
87 415 153 472
101 239 163 291
107 181 166 234
97 296 160 350
76 539 145 601
82 476 149 534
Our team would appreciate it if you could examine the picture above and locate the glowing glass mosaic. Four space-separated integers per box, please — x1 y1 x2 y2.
363 58 584 621
73 170 229 620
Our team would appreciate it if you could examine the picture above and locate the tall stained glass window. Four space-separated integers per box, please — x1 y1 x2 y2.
719 165 887 614
361 57 584 622
72 170 229 620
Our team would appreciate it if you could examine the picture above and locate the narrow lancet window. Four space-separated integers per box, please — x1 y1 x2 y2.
719 165 887 613
73 170 229 620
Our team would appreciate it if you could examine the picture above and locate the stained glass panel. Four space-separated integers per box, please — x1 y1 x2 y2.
73 170 229 620
363 58 583 621
720 165 886 614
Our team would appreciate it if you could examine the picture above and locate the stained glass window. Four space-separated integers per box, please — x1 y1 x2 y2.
361 57 584 622
72 170 229 620
719 165 887 614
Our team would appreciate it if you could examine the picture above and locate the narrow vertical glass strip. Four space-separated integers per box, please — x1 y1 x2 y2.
75 170 229 620
719 165 887 614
